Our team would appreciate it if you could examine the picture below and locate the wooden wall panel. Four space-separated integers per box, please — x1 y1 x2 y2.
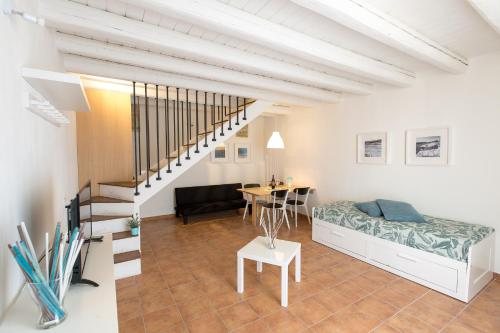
77 88 133 195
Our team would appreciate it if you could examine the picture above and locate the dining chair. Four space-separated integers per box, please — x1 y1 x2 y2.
259 189 290 230
286 187 311 226
242 183 266 222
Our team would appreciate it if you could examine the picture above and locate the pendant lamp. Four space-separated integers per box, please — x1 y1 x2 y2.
267 131 285 149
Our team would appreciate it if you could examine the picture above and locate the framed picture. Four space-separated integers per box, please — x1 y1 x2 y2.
357 132 388 164
406 128 450 166
234 143 251 163
211 143 230 163
236 125 249 138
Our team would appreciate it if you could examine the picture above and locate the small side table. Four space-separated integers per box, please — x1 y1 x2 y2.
237 236 301 307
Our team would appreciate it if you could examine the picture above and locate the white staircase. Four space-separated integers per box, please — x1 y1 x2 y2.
83 98 271 280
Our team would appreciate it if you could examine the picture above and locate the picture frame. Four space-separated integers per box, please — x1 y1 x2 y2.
406 127 450 166
211 143 230 163
357 132 388 164
234 143 251 163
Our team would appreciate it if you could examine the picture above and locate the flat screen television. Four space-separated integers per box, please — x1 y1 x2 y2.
66 181 100 287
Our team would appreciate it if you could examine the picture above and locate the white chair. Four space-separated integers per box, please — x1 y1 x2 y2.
286 187 311 226
242 183 266 222
259 189 291 230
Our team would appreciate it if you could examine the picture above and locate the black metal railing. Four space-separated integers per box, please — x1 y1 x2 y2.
130 82 254 196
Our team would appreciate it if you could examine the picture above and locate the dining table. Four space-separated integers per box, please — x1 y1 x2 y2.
237 185 313 225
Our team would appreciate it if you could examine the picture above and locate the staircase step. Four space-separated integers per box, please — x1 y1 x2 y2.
112 231 140 254
99 183 136 201
81 215 132 223
99 181 135 188
89 196 134 216
113 250 141 279
112 231 137 241
81 196 133 205
83 215 132 236
114 250 141 264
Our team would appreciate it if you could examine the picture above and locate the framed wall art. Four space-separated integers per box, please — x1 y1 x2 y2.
234 143 251 163
406 128 450 166
357 132 388 164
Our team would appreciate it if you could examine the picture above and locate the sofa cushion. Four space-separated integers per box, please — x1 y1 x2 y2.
354 201 383 217
376 199 426 223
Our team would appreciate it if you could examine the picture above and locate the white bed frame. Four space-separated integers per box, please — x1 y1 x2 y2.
312 214 495 302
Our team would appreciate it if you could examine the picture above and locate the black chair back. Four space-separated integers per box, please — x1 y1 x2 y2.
244 183 260 188
294 187 310 196
271 189 288 199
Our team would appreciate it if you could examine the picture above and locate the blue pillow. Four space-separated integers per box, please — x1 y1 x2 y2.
376 199 426 223
355 201 383 217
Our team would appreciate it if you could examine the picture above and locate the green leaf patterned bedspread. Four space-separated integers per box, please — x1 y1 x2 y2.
313 201 494 262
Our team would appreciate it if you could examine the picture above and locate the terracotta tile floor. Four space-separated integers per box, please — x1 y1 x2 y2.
116 212 500 333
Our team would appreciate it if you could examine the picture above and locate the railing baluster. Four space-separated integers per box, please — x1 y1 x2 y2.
176 88 181 166
137 96 142 175
195 91 199 153
155 85 161 181
243 97 247 120
212 93 216 142
228 96 232 130
204 92 208 147
166 86 171 173
181 100 184 148
144 83 151 188
132 82 139 196
173 92 176 151
185 89 190 160
235 96 240 125
220 94 224 136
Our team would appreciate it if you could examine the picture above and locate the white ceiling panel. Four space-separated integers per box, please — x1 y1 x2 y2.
363 0 500 57
63 0 500 97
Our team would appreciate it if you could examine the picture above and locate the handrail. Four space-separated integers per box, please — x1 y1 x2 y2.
129 81 256 196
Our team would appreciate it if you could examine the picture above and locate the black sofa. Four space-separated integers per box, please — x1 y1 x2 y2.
175 183 246 224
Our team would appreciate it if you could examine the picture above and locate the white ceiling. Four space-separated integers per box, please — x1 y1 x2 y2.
49 0 500 105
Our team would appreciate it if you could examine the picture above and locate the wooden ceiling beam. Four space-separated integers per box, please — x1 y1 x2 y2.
63 54 330 107
467 0 500 35
40 0 372 95
291 0 468 74
55 33 341 104
119 0 416 86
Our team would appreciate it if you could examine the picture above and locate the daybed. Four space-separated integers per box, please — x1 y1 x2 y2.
312 201 495 302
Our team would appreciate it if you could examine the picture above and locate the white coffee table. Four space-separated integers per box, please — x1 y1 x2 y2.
237 236 301 307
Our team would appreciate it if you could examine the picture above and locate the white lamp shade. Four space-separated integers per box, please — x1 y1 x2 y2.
267 131 285 149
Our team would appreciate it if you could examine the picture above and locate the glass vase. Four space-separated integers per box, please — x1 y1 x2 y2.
27 279 67 329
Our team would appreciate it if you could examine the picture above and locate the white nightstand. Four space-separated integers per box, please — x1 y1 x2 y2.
237 236 301 307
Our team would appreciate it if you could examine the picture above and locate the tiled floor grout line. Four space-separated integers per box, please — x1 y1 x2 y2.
122 217 500 333
154 249 387 332
368 289 431 333
437 278 496 333
297 265 397 331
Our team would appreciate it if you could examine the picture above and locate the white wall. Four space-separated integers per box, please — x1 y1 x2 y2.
140 117 267 217
277 51 500 272
0 1 79 319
